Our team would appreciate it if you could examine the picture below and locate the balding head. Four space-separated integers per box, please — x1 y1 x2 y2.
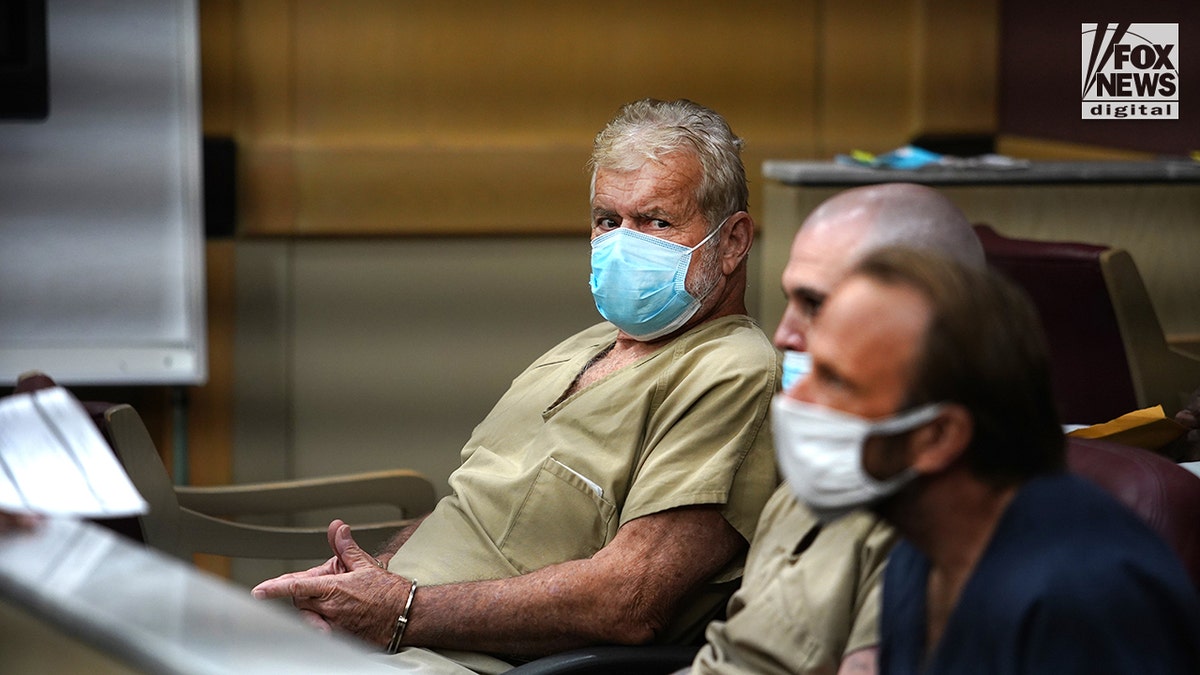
801 183 984 270
774 183 984 356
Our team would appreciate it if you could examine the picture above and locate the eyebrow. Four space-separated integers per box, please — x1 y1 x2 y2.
638 207 674 221
590 207 677 223
783 285 828 310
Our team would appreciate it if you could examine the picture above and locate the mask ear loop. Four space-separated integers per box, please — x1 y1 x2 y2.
684 215 733 302
686 214 731 253
859 404 945 489
869 403 945 436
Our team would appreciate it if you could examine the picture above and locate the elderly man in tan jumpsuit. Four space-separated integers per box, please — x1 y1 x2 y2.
253 99 779 674
685 183 985 675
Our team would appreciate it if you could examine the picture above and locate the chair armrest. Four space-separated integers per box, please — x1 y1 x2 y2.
175 469 437 519
178 508 416 559
506 645 700 675
1102 249 1200 416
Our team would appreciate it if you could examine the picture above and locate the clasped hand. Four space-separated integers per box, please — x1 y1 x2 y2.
251 519 412 646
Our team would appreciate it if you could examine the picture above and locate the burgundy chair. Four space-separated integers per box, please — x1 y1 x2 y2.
974 225 1200 425
1066 436 1200 589
973 225 1135 424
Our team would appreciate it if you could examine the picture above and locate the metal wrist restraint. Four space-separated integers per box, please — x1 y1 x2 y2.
386 579 418 655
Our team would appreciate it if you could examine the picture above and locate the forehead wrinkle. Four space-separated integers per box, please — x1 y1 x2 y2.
593 156 703 223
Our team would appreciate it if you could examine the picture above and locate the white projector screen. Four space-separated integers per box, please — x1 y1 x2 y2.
0 0 206 386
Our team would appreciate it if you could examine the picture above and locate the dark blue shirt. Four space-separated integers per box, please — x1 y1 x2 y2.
881 472 1200 674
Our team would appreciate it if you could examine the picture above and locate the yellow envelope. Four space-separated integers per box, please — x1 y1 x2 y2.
1068 405 1188 451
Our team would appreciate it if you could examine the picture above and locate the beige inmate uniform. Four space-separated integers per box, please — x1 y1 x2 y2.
690 485 897 674
386 316 779 673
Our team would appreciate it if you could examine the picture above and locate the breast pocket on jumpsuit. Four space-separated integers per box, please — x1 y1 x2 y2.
498 456 618 574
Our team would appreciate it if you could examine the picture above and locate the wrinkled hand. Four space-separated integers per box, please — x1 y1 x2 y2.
254 550 346 590
1176 387 1199 431
1171 387 1200 460
251 519 411 645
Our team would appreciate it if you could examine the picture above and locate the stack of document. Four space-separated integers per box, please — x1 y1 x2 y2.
0 387 147 518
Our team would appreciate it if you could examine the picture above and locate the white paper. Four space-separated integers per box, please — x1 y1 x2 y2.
0 387 148 517
550 458 604 498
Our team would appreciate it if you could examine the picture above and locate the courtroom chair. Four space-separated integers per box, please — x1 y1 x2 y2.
507 645 700 675
13 371 437 562
1100 248 1200 420
974 224 1200 424
1066 436 1200 589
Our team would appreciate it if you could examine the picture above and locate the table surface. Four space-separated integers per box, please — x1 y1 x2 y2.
762 159 1200 186
0 518 399 675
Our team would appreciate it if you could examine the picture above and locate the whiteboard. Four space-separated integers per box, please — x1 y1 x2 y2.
0 0 206 385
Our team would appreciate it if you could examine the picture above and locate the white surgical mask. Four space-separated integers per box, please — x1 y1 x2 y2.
771 395 943 523
780 350 812 392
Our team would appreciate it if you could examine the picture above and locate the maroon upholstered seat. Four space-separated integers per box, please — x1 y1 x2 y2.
975 224 1200 425
1066 436 1200 589
974 224 1136 424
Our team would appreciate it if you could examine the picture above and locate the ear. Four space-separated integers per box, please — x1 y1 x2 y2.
907 403 973 475
720 211 754 275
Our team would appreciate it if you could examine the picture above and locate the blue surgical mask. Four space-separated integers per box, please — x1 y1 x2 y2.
589 221 724 341
780 350 812 392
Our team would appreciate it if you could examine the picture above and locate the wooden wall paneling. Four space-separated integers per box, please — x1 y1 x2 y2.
233 0 297 235
816 0 921 156
293 145 592 235
241 141 300 236
230 0 821 235
208 0 1006 235
232 1 294 140
289 1 818 144
736 2 822 216
914 0 998 135
199 0 235 137
189 240 236 577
